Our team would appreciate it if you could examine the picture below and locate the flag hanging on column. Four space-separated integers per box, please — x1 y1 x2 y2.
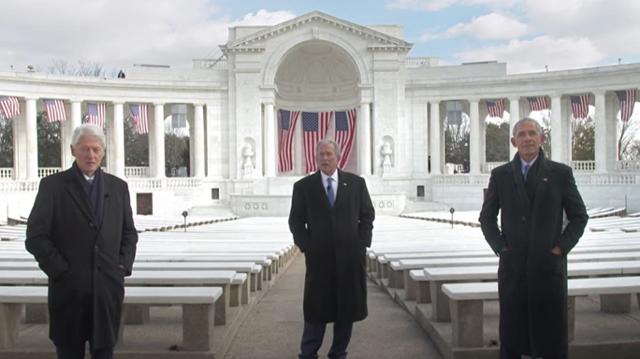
616 89 637 122
129 103 149 134
334 108 357 169
527 96 550 111
486 99 505 118
0 96 20 119
85 102 106 128
43 99 66 122
277 109 300 173
302 111 332 173
570 95 590 119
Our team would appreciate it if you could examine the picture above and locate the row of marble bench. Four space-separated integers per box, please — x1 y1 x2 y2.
366 227 640 357
0 217 296 356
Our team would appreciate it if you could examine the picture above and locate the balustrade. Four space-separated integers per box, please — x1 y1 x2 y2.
616 161 640 172
0 168 13 179
125 166 150 178
571 161 595 172
38 167 61 178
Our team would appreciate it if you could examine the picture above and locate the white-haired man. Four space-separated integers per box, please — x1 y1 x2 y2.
26 124 138 359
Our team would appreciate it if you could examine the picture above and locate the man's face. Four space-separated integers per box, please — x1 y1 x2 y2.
511 121 544 161
71 135 105 176
316 142 339 175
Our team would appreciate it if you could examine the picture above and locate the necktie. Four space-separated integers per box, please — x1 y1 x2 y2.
326 178 335 207
523 164 530 181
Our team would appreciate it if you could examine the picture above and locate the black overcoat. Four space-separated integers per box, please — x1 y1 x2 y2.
26 164 138 349
289 170 375 323
479 151 588 358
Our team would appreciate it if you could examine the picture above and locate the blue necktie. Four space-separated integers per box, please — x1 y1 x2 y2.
326 178 335 207
523 164 530 181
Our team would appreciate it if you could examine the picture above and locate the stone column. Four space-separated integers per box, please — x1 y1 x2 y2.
509 97 520 159
25 98 38 180
469 100 481 175
62 100 82 168
151 103 165 178
594 92 607 173
264 102 276 177
358 102 372 176
550 96 563 162
112 102 125 178
193 103 205 178
429 101 441 175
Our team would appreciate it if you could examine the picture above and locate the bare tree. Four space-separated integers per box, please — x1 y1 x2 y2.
617 117 640 160
47 59 109 78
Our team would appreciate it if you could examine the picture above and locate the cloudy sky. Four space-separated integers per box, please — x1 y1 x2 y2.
1 0 639 74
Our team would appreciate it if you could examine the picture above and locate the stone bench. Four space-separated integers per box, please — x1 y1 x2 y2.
424 260 640 322
441 276 640 348
385 251 640 293
0 285 223 352
0 269 238 326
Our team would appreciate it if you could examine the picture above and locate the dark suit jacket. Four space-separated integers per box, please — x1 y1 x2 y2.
26 164 138 349
289 170 375 323
479 151 588 357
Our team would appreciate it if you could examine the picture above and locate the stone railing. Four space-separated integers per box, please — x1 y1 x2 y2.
125 166 150 178
38 167 61 178
127 177 203 190
0 168 13 179
430 174 490 186
575 173 639 185
616 161 640 172
483 162 504 172
0 180 40 192
406 57 438 67
572 161 595 172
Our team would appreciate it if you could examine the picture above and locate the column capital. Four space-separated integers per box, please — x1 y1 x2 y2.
508 96 520 101
111 100 126 106
192 102 205 107
153 102 165 107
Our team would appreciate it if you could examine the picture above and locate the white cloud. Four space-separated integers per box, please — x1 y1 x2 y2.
387 0 517 11
420 13 528 41
522 0 640 57
0 0 296 71
454 35 606 73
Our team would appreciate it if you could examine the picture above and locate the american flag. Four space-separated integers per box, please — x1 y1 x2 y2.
302 111 331 173
527 96 550 111
570 95 590 119
277 109 300 173
85 102 106 128
43 99 66 122
616 89 637 122
334 109 357 169
0 96 20 119
129 103 149 134
486 99 505 118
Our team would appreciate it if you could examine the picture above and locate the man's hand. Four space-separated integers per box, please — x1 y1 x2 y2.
551 246 562 256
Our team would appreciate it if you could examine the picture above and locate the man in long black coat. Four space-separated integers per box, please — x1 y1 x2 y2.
289 139 375 359
479 118 588 359
26 124 138 359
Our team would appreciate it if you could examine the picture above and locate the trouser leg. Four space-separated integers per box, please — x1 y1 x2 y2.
299 321 327 359
327 321 353 359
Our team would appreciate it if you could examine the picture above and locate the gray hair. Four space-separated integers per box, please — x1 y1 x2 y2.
316 139 341 158
512 117 543 137
71 124 106 148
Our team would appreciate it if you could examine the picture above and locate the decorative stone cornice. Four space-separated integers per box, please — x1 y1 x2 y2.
222 11 412 54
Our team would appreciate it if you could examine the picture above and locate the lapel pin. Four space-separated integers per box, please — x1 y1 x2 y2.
343 183 347 186
543 178 548 182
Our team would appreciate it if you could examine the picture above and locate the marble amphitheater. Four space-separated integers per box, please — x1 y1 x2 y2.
0 11 639 359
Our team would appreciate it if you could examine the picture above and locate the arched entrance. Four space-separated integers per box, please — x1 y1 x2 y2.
274 40 361 174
